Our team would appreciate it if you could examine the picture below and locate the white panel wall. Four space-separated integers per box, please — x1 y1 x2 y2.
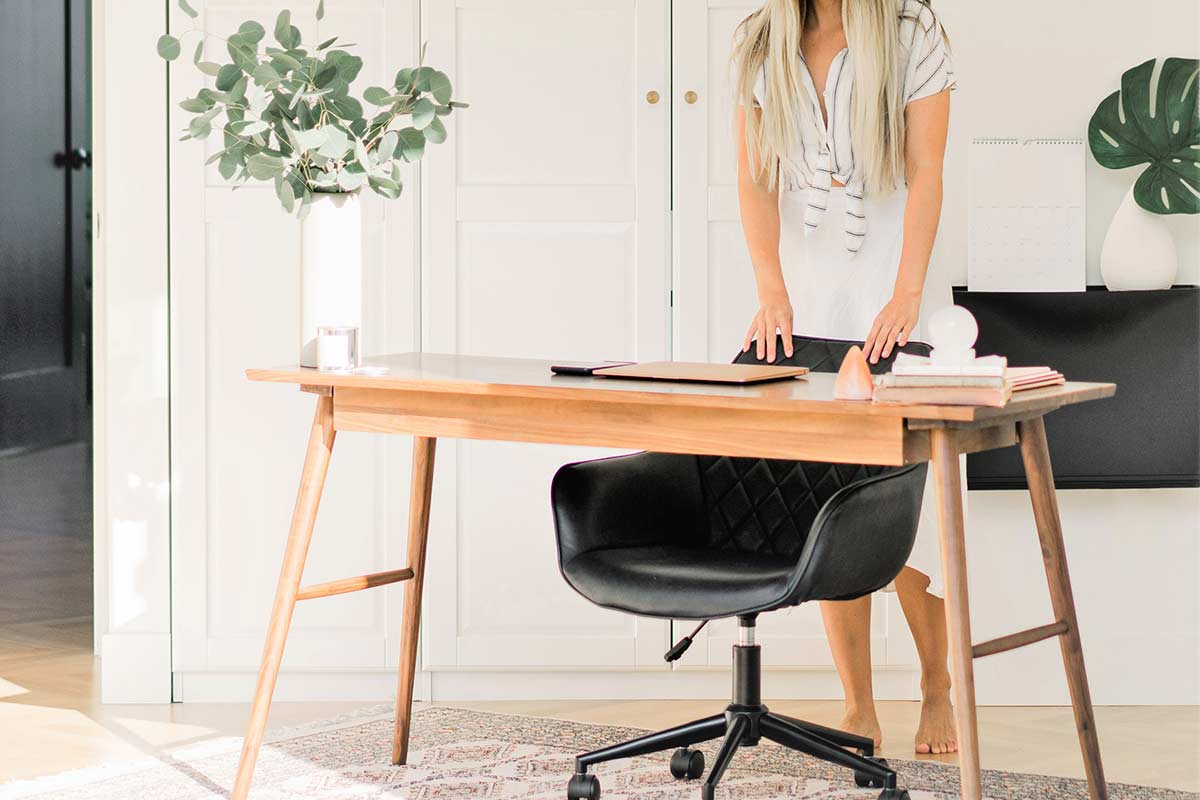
420 0 672 678
130 0 1199 704
167 0 422 701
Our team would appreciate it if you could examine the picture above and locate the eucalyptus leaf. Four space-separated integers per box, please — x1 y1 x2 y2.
296 128 327 150
1089 57 1200 215
157 35 181 61
246 152 285 180
215 64 242 91
277 175 297 212
188 116 213 139
396 127 425 161
316 0 325 21
363 86 393 106
394 68 414 92
218 148 242 179
377 131 399 161
368 174 403 199
426 71 453 105
317 36 338 51
318 126 351 158
178 0 199 19
238 20 266 43
337 168 365 191
192 39 204 65
179 96 210 113
253 63 281 87
197 61 222 77
424 116 447 144
412 66 434 92
327 94 363 121
334 54 364 83
270 50 303 72
354 137 371 167
274 10 296 48
411 97 435 129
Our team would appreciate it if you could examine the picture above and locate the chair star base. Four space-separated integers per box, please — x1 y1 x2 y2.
565 625 910 800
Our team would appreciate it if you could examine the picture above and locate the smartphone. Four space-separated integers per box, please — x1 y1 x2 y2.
550 361 636 376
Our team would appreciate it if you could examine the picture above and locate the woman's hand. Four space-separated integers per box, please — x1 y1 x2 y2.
863 291 921 364
743 290 795 363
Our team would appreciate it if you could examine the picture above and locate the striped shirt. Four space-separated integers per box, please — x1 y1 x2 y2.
753 0 956 254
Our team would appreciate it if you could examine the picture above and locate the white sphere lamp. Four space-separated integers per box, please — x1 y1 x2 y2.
928 305 979 367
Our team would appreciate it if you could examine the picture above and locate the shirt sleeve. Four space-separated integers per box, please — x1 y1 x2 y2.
904 5 956 104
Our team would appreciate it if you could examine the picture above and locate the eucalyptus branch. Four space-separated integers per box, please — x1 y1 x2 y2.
160 1 463 211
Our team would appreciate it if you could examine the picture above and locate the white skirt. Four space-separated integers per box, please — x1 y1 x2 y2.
778 185 965 599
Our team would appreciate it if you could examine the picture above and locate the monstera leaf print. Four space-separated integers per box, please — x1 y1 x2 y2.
1088 57 1199 215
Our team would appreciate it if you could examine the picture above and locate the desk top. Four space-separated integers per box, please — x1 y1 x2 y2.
247 352 1115 424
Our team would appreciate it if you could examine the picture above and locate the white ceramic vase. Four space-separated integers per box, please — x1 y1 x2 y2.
300 191 362 367
1100 185 1178 291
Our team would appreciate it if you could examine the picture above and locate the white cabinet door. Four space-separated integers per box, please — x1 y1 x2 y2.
420 0 672 671
669 0 910 672
169 0 422 694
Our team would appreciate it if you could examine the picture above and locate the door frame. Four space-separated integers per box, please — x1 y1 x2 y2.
92 0 173 703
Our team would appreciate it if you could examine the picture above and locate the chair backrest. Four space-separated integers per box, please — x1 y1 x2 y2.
695 335 931 559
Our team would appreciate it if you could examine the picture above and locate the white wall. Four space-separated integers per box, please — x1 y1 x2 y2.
919 0 1200 705
933 0 1200 288
92 0 173 702
94 0 1199 705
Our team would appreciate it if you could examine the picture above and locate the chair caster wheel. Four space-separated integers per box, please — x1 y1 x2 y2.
854 757 889 788
878 789 909 800
669 747 705 779
567 772 600 800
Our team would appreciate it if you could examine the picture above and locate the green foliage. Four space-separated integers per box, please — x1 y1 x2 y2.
161 0 467 213
1089 58 1200 215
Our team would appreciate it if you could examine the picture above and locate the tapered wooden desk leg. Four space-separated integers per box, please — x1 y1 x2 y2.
1018 417 1108 800
392 436 437 765
929 428 982 800
231 395 336 800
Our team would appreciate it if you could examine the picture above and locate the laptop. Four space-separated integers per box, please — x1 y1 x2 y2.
594 361 808 385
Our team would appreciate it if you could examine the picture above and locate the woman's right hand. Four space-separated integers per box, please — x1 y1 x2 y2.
742 291 795 363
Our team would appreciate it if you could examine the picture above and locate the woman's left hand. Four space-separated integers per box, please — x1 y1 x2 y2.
863 292 921 364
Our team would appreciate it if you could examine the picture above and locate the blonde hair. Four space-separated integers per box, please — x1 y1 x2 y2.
733 0 923 195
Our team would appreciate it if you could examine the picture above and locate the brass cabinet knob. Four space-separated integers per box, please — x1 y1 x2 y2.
684 90 698 104
646 90 661 105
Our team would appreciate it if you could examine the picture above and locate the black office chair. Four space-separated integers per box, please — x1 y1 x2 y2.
551 335 932 800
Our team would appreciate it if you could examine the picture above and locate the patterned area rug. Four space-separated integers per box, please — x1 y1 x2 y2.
0 705 1191 799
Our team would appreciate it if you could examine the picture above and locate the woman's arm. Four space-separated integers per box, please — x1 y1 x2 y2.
862 89 951 363
737 105 794 363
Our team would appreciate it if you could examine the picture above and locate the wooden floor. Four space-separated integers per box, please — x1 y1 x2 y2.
0 444 1197 792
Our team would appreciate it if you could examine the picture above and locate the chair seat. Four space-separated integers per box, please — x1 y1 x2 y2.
562 545 797 620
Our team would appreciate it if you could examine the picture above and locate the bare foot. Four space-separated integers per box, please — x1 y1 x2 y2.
915 692 958 755
839 706 883 749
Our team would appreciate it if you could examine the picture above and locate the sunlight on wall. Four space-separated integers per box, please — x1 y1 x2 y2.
111 518 149 628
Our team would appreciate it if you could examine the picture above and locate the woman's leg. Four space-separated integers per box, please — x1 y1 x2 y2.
894 566 958 754
819 595 882 747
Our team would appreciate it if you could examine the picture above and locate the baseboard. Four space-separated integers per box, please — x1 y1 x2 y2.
101 633 172 703
171 667 920 704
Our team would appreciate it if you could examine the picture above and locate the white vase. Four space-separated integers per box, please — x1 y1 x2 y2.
300 191 362 367
1100 185 1178 291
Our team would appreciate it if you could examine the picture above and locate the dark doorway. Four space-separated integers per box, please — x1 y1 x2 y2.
0 0 93 659
0 0 92 456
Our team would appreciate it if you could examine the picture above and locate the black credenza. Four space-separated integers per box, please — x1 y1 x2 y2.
953 286 1199 490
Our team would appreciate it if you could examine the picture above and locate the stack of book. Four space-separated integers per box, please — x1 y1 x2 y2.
872 354 1064 407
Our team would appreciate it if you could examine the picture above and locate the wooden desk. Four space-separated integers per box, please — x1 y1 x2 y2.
235 353 1115 800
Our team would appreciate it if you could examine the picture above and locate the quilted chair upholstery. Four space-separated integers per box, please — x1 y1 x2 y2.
551 334 931 620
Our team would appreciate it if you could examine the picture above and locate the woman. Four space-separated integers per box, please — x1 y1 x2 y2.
732 0 960 755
